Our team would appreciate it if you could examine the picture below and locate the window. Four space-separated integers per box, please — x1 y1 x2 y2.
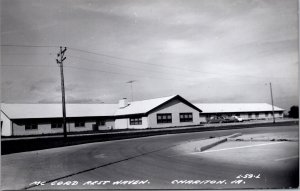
130 117 142 125
51 123 62 129
25 123 38 130
248 113 252 118
236 113 240 117
75 121 85 127
180 113 193 122
255 113 260 117
265 112 269 117
157 113 172 123
95 121 105 126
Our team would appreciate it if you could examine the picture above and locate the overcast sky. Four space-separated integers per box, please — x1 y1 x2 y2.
1 0 298 110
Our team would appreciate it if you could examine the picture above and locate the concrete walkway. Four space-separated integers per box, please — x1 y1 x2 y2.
228 132 299 142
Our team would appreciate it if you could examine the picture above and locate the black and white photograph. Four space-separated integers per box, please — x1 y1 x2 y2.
1 0 299 190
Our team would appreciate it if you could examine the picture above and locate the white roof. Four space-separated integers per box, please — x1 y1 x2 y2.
0 95 179 119
1 103 118 119
1 97 284 120
114 95 177 116
194 103 284 113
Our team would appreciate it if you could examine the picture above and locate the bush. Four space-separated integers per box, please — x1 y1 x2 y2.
288 106 299 118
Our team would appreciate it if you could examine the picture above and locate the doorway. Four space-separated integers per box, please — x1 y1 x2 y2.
92 123 99 131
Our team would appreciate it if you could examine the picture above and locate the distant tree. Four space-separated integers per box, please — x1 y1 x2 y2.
288 106 299 118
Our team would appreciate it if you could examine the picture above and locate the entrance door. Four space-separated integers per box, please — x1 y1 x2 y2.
92 124 99 131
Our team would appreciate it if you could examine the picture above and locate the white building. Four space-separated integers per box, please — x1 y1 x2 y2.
1 95 285 136
1 95 202 136
195 103 284 122
114 95 202 129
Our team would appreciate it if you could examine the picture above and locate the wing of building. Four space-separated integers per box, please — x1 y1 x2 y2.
195 103 284 122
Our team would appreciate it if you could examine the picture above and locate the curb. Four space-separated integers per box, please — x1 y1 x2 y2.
197 138 227 152
196 133 243 152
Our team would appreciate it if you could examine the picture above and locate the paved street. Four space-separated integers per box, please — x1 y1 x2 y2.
1 125 298 190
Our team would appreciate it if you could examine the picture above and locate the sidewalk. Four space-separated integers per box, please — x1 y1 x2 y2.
228 132 299 142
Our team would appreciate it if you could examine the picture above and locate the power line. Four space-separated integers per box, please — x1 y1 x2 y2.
64 65 184 82
2 44 297 80
1 44 59 48
67 47 297 80
1 64 56 68
67 47 236 76
67 55 200 79
2 44 218 76
1 64 188 81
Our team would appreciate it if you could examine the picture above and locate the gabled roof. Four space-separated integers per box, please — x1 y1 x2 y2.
194 103 284 113
1 103 118 119
114 95 202 116
1 97 284 120
1 95 202 119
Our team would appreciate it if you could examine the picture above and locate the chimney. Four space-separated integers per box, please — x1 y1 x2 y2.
118 98 128 108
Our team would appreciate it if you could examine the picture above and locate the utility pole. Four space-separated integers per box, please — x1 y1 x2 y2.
126 80 136 102
269 82 275 123
56 46 67 140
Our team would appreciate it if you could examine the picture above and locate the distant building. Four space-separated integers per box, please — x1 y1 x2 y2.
195 103 284 122
1 95 284 136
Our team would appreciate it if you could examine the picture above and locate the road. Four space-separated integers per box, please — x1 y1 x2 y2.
1 125 299 190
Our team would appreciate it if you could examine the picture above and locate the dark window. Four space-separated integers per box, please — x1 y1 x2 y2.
265 112 269 117
25 123 38 130
279 111 283 115
180 113 193 122
236 113 240 117
75 121 85 127
95 121 105 126
51 123 62 129
255 113 260 117
248 113 252 118
130 117 142 125
157 113 172 123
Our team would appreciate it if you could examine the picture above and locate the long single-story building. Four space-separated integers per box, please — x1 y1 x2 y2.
196 103 284 122
1 94 284 136
1 95 202 136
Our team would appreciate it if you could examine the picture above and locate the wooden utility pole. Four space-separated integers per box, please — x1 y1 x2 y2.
269 82 275 123
56 47 67 139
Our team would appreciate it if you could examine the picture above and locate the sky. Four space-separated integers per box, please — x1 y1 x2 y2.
1 0 298 110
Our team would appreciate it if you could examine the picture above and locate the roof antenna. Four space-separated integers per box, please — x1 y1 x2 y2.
126 80 136 102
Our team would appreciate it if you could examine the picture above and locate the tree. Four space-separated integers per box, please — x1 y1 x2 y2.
288 106 299 118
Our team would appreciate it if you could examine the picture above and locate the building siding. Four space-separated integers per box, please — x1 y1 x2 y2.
11 118 115 136
115 117 148 129
202 111 284 122
1 111 12 136
147 99 201 128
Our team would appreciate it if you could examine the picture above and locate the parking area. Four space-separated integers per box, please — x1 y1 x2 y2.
192 141 298 168
170 126 299 188
2 125 298 190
